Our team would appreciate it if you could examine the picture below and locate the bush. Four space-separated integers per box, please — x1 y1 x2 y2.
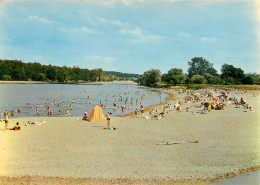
224 77 235 85
211 76 222 84
191 75 205 84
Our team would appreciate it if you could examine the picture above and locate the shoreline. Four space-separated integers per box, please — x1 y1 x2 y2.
0 160 258 184
117 89 176 117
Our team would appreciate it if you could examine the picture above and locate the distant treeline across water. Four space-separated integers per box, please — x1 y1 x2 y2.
0 59 139 83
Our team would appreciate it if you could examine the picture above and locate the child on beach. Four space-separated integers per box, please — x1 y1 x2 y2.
106 112 111 130
82 112 88 120
135 108 138 118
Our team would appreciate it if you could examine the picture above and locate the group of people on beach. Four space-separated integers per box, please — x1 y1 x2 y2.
1 86 256 133
1 110 20 130
174 88 253 115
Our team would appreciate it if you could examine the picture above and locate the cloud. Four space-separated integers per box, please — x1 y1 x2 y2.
178 31 191 38
83 55 116 64
120 27 163 43
99 18 130 27
200 37 217 42
59 26 99 34
28 15 54 24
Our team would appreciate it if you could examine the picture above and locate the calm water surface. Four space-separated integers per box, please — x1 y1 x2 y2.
0 83 168 118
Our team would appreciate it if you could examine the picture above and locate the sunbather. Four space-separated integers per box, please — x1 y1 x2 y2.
8 122 20 130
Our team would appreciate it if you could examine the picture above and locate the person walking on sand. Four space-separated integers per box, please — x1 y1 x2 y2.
106 112 111 130
4 110 9 130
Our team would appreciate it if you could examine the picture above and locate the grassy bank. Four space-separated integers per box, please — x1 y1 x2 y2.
154 82 260 90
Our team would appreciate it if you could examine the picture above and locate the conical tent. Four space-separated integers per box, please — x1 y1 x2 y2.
87 105 106 122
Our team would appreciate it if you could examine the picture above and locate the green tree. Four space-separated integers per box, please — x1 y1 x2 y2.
165 68 186 85
242 76 254 85
2 75 12 81
187 57 217 78
221 64 245 84
46 66 57 81
97 68 105 81
137 69 161 87
35 73 48 81
244 73 260 84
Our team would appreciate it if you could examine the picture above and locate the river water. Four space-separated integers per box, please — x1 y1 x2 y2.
0 82 168 118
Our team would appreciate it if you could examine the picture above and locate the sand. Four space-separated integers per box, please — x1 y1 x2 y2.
0 88 259 184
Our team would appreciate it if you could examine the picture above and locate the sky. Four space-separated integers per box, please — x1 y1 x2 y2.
0 0 259 74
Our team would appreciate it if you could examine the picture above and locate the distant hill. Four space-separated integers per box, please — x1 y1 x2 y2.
104 71 139 78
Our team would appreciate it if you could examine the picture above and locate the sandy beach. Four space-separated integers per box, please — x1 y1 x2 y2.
0 88 259 184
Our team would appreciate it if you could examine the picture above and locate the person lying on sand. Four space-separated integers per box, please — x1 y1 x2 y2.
103 126 116 130
8 122 20 130
25 120 46 126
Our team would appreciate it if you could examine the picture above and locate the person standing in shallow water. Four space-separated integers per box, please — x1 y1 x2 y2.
36 104 39 115
135 108 138 118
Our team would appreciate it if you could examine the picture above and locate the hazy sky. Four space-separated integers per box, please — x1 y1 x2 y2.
0 0 259 74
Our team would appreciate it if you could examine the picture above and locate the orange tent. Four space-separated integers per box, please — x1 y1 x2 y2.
87 105 106 122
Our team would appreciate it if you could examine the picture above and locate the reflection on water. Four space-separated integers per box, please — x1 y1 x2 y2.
0 83 168 118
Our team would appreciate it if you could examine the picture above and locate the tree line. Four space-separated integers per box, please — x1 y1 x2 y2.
0 59 137 82
137 57 260 87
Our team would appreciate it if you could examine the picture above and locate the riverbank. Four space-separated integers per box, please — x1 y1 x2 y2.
0 80 49 84
0 88 259 184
